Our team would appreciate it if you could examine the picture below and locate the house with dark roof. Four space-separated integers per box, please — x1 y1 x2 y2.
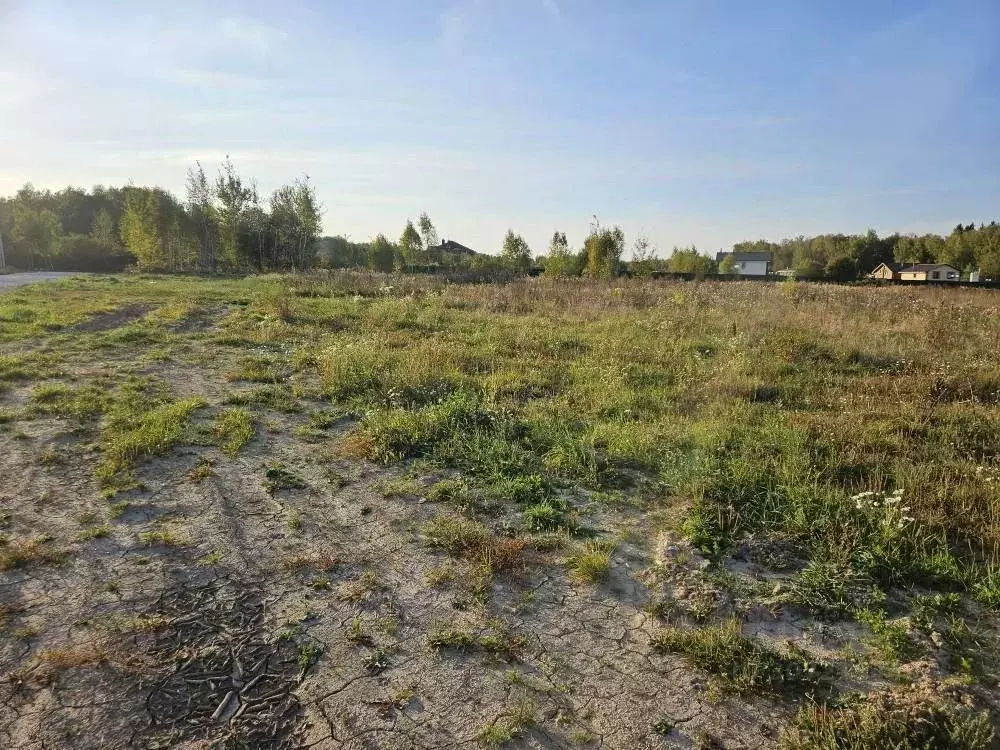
869 261 904 280
716 251 771 277
898 263 960 282
427 239 478 256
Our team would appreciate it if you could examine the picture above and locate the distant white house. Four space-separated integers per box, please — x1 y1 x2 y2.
898 263 960 282
716 251 771 277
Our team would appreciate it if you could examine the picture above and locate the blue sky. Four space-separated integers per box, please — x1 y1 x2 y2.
1 0 998 255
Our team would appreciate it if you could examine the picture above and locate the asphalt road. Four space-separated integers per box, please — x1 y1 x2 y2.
0 272 82 293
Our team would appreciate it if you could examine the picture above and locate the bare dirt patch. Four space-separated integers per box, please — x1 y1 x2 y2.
72 303 152 332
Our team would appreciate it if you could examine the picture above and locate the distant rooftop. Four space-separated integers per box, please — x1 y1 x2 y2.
874 261 904 271
901 263 958 272
430 239 478 255
716 251 771 262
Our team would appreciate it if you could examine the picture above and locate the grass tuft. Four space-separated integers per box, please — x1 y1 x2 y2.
566 540 614 584
652 620 829 696
96 379 205 483
780 686 993 750
214 407 256 455
0 536 70 572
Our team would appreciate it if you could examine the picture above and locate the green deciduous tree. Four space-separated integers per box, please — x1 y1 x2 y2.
544 231 576 277
399 220 422 268
941 226 977 271
369 233 396 272
584 224 624 278
292 177 322 268
186 162 218 270
501 229 531 273
215 157 254 269
12 206 62 269
825 255 859 282
267 177 322 270
631 235 660 277
418 212 438 253
91 208 118 250
120 187 163 269
666 246 714 275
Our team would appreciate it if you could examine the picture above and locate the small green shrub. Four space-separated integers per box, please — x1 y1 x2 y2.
426 478 471 506
77 524 110 541
228 356 284 383
139 528 184 547
475 698 537 747
0 536 70 572
423 516 491 555
971 567 1000 609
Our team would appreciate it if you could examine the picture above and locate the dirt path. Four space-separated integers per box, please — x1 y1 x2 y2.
0 272 85 294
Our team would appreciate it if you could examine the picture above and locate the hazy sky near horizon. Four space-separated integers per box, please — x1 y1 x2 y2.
1 0 998 255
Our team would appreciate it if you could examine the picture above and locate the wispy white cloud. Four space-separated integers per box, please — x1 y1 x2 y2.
541 0 561 19
217 16 287 54
158 67 270 92
439 0 486 54
439 0 561 53
0 69 49 107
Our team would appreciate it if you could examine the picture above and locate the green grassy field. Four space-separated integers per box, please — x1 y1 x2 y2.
1 272 999 748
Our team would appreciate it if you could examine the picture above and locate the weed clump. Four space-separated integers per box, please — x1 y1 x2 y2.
787 558 883 619
0 536 70 572
426 623 476 652
139 527 185 547
422 515 528 575
566 540 614 584
780 683 993 749
474 698 537 747
227 355 285 383
264 464 307 493
651 620 829 696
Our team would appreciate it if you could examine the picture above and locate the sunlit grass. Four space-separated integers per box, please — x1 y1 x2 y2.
7 272 1000 604
214 407 256 456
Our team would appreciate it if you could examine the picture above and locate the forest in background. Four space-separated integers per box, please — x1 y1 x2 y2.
2 158 999 280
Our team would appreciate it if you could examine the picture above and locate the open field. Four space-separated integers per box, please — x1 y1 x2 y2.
1 273 999 748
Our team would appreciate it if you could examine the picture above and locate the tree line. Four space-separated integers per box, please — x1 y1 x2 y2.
2 168 997 280
0 159 321 272
724 225 1000 280
539 224 1000 280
